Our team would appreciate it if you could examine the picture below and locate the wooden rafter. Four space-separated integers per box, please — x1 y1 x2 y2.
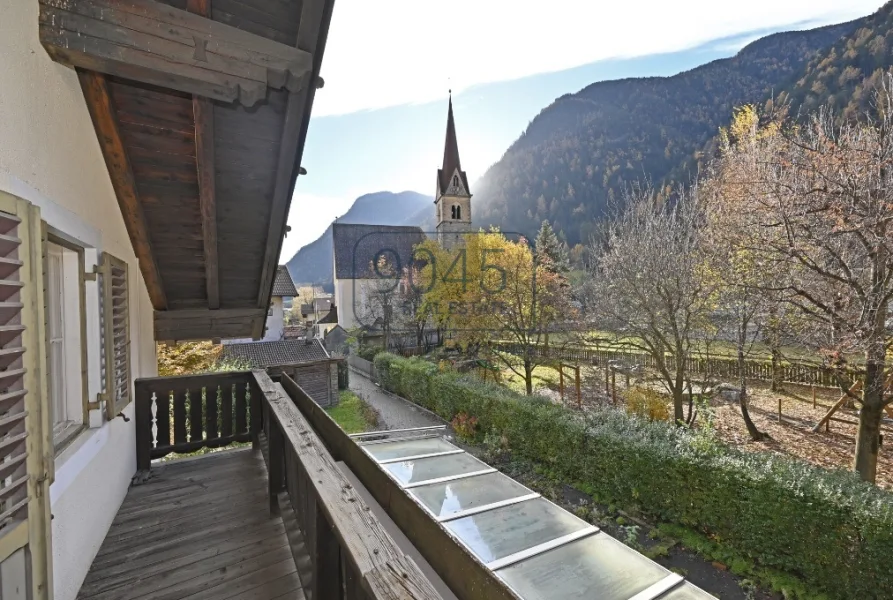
39 0 313 106
154 307 267 341
78 70 168 310
187 0 219 310
255 0 332 330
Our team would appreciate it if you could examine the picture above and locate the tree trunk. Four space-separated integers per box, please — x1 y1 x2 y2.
738 347 765 441
767 304 782 392
673 375 685 424
524 357 534 396
856 354 885 482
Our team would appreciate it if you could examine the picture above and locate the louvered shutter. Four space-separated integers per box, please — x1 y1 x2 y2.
100 253 130 420
0 191 53 600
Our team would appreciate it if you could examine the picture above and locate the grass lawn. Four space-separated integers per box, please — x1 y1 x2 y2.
326 390 378 434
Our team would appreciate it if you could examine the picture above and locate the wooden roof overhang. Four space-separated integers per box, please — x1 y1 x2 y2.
38 0 335 341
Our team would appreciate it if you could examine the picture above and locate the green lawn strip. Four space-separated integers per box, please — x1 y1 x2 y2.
326 390 376 434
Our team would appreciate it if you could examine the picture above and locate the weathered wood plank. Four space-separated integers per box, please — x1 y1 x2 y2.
255 0 330 313
193 96 219 310
39 0 313 106
253 370 441 599
78 70 167 309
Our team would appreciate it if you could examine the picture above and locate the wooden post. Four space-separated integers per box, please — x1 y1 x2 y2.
611 371 616 404
778 397 782 422
605 364 610 395
625 371 630 388
559 366 565 402
134 382 153 475
268 424 283 516
312 500 341 600
576 366 582 409
812 385 816 409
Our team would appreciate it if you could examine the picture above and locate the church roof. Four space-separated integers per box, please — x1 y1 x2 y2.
332 223 427 280
271 266 298 297
438 95 470 196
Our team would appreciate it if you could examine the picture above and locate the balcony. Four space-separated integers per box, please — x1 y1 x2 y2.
76 370 446 600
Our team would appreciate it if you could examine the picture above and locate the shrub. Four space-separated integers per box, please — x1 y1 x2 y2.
336 359 349 390
625 386 670 421
373 353 893 600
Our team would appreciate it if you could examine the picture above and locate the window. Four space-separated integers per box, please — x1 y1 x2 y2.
98 252 130 419
45 241 86 449
452 174 459 188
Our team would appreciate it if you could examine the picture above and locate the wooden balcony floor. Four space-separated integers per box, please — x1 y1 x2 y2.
77 449 303 600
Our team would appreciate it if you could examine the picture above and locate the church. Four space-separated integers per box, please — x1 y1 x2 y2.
331 96 473 330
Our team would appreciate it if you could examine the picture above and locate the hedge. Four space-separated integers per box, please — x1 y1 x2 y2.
374 353 893 600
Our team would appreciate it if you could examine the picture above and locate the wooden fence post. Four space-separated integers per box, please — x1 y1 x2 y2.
576 366 582 409
611 371 616 404
778 398 782 422
312 500 341 600
812 385 816 409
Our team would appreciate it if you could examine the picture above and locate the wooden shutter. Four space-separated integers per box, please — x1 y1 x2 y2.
99 253 130 420
0 191 53 600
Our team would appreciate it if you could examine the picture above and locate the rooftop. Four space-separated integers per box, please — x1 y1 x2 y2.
332 223 427 280
221 339 330 368
272 266 299 297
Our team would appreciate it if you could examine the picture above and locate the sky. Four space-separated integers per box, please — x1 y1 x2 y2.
280 0 882 261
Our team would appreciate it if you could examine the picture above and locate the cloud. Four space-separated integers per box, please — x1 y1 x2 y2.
315 0 879 116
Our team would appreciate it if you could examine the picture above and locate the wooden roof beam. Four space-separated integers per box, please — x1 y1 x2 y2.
39 0 314 107
154 307 267 341
255 0 333 328
78 70 168 310
187 0 219 311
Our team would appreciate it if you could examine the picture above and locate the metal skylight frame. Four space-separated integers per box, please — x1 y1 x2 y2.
356 429 718 600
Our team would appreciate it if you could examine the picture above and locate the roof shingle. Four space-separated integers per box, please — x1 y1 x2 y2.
332 223 427 280
272 266 298 297
221 339 330 368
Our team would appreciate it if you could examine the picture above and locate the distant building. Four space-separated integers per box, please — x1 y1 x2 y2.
435 94 472 250
221 338 340 407
331 95 472 335
224 266 297 343
331 223 426 329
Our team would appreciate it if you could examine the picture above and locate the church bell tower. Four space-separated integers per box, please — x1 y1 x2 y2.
435 94 471 250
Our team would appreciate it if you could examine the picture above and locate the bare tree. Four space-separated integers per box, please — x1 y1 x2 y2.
589 186 716 423
713 84 893 482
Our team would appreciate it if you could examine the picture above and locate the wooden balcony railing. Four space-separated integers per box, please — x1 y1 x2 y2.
133 370 441 600
134 371 261 474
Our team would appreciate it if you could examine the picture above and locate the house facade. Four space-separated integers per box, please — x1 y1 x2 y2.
223 266 298 344
0 0 334 597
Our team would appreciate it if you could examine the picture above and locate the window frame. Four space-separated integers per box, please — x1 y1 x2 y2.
43 230 89 452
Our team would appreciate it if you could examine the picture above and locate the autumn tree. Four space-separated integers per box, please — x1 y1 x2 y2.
417 229 571 395
588 186 716 423
711 84 893 482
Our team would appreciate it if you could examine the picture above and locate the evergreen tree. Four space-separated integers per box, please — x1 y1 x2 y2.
535 220 570 277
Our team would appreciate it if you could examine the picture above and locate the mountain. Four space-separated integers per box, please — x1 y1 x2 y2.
471 16 869 247
285 191 431 287
777 2 893 120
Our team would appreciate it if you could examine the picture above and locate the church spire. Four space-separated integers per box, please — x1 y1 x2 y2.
442 93 462 175
437 93 470 197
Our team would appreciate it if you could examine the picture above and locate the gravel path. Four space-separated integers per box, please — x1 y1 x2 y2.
349 370 445 431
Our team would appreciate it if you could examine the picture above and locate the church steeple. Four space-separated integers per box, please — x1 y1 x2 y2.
435 93 471 250
437 93 470 198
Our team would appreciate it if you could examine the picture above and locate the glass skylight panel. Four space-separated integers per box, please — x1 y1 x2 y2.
362 437 458 462
384 452 491 486
496 531 670 600
656 582 716 600
409 471 535 519
444 497 591 564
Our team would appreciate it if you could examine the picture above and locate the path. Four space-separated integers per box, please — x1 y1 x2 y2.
349 370 445 431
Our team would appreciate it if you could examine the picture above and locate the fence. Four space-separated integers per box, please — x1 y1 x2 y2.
347 354 375 380
494 343 842 388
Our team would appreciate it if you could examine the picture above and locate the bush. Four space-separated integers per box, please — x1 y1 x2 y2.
373 353 893 600
625 386 670 421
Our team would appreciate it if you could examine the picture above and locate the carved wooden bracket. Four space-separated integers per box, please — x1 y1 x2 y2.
39 0 313 106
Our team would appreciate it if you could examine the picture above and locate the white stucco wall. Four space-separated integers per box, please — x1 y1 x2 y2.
1 2 157 599
334 278 361 329
265 297 285 341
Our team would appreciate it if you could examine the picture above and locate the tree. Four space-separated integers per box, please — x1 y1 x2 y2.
535 220 570 278
711 84 893 482
157 342 222 376
588 186 716 423
355 255 400 351
418 229 572 395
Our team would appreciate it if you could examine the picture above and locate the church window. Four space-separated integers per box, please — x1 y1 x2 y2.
455 205 461 220
452 174 459 189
